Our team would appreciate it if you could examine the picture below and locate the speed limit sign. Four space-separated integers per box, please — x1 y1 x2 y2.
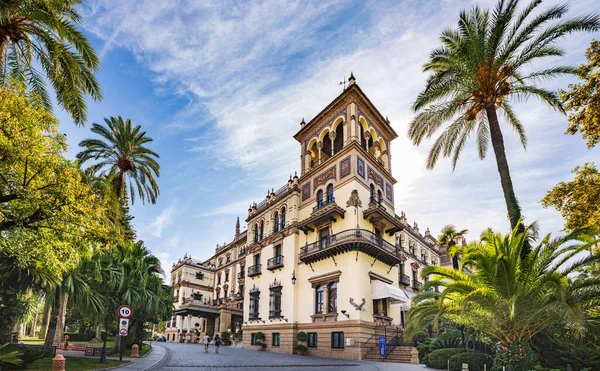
117 305 133 319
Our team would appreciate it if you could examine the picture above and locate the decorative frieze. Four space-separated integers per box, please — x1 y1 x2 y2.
367 165 384 189
313 165 336 191
339 155 351 179
357 156 365 179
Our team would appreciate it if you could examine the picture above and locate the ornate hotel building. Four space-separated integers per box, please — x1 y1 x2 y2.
166 75 449 359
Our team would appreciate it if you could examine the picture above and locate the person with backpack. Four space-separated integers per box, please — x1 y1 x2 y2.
214 334 222 353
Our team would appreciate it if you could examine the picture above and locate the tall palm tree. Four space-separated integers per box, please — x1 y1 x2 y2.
408 0 599 234
0 0 102 125
437 225 468 270
77 116 160 205
406 223 600 366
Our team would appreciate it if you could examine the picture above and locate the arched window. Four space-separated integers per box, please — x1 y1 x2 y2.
280 207 286 228
273 211 279 233
322 135 332 157
253 224 258 243
370 184 375 203
326 184 334 204
334 122 344 153
377 190 382 205
328 282 337 313
360 125 367 151
315 285 324 314
259 220 264 241
316 189 323 209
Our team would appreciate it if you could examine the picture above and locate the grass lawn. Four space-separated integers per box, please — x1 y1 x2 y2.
124 343 152 357
27 357 126 370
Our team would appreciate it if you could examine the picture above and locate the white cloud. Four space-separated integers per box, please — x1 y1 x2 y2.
84 0 600 248
149 203 177 238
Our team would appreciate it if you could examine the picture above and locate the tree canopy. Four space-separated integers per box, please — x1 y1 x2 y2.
560 40 600 148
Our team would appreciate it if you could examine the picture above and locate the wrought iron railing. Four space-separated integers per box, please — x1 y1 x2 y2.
267 255 284 270
269 310 282 319
399 274 411 286
312 195 335 212
300 229 400 259
248 264 261 277
249 313 259 320
413 281 422 290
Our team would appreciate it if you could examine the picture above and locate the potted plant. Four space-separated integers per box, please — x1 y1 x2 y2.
254 332 266 351
221 331 232 346
296 331 308 355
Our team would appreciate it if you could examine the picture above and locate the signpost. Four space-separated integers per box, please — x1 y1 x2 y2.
379 335 386 358
117 306 133 361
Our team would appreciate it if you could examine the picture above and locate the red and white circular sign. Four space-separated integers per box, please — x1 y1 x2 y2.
117 305 133 319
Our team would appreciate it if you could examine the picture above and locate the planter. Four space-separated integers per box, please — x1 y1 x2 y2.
296 349 306 356
255 345 266 351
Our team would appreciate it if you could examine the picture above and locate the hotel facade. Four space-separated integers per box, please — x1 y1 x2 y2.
165 75 450 360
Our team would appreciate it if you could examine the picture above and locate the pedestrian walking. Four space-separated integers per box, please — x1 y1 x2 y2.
214 334 222 353
203 334 211 353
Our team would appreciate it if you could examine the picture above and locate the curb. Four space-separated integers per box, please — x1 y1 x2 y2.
97 361 133 371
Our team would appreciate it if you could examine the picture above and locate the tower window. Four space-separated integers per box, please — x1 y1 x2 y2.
326 184 334 204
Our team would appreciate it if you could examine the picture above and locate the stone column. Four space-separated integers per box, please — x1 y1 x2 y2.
364 132 371 152
329 131 336 156
373 141 380 160
317 141 323 165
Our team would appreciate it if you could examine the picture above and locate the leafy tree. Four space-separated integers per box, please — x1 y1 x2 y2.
0 0 102 125
541 162 600 237
559 40 600 148
77 116 160 205
408 0 599 234
406 222 600 368
437 225 468 269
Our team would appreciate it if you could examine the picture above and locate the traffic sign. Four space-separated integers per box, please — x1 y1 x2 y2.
119 328 128 336
118 305 133 319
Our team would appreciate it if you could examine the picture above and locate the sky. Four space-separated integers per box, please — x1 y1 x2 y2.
55 0 599 271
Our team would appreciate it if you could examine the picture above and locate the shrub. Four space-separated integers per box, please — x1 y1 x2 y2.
295 344 308 352
64 332 94 342
449 351 493 371
1 345 42 370
296 331 308 342
428 348 466 369
254 332 265 341
221 332 230 339
494 342 540 371
417 340 433 364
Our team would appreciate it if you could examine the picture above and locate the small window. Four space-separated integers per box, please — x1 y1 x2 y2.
251 333 257 345
195 272 204 280
272 333 280 347
225 271 229 282
308 332 318 348
331 332 344 349
315 285 324 314
227 255 231 263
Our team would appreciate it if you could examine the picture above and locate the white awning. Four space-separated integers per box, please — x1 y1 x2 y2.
400 289 416 310
371 280 411 304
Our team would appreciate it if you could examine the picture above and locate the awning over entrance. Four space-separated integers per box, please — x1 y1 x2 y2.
400 288 416 310
371 280 411 304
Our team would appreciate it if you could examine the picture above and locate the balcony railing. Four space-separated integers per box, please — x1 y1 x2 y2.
237 272 245 280
239 249 246 256
248 264 262 277
369 196 386 210
269 310 282 319
313 195 335 213
399 274 411 286
299 228 404 267
413 280 422 291
267 255 284 271
249 313 259 321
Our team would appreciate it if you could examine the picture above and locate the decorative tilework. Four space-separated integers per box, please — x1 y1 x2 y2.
302 183 311 201
386 182 393 202
340 156 351 179
313 165 336 191
367 165 384 188
357 157 365 179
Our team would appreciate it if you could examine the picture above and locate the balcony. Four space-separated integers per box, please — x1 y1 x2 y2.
313 195 335 213
298 199 346 234
299 228 405 267
363 198 404 235
249 313 259 321
237 272 245 281
269 310 282 319
413 280 422 291
399 274 411 286
234 291 244 300
267 255 284 271
248 264 262 278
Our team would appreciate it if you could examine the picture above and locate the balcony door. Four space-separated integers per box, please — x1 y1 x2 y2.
319 228 330 249
374 227 382 246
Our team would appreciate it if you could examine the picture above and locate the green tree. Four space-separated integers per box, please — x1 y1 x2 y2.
437 225 468 269
541 162 600 236
0 0 102 125
559 40 600 148
408 0 599 235
406 223 600 368
77 116 161 205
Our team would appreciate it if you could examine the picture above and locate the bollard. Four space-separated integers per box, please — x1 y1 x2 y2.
131 344 140 358
52 354 66 371
462 363 469 371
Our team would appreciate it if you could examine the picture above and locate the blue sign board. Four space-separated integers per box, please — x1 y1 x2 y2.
378 335 386 356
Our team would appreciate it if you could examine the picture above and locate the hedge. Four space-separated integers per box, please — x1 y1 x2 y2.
449 350 493 371
428 348 467 369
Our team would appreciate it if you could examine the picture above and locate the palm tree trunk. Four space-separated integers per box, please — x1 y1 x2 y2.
486 106 522 229
43 290 61 357
53 293 68 343
0 35 9 73
38 306 50 339
116 171 126 205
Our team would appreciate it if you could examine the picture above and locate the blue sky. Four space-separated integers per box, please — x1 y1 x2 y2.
55 0 599 270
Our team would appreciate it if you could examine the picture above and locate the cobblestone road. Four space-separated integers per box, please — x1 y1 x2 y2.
146 342 432 371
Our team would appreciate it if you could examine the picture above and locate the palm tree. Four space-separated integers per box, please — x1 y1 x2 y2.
408 0 599 234
437 225 468 270
406 222 600 366
77 116 160 205
0 0 102 125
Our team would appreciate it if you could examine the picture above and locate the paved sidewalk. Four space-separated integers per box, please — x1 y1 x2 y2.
114 343 166 370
